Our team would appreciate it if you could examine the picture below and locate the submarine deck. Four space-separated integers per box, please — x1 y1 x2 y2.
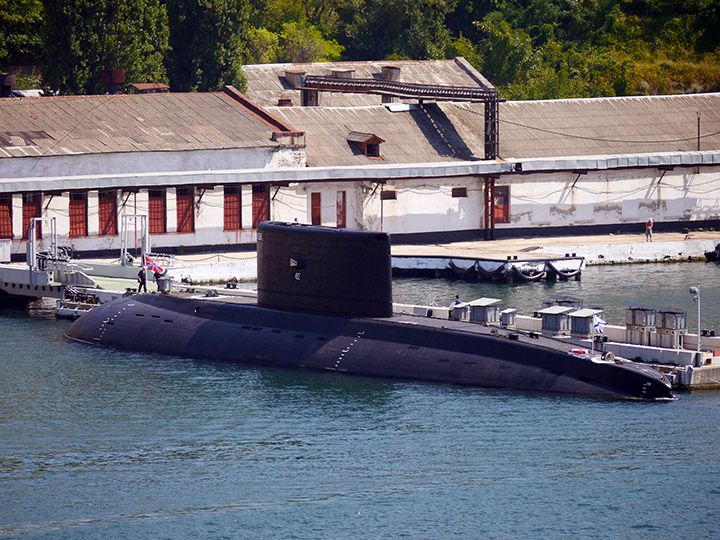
171 288 594 357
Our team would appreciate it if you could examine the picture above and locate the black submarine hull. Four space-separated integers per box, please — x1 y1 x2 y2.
65 222 673 400
65 293 673 400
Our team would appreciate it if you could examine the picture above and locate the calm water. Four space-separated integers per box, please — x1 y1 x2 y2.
1 262 719 539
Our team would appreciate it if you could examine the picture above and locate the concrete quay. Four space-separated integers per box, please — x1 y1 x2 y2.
391 230 720 266
153 230 720 284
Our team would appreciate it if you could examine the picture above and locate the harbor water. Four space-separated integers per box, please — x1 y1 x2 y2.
1 262 719 539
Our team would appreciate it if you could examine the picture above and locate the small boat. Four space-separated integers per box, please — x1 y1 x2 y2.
55 287 98 319
705 243 720 263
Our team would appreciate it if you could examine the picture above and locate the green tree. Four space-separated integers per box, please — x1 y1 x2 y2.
42 0 169 95
250 0 349 38
445 35 483 72
344 0 455 60
477 11 536 87
166 0 250 92
246 27 281 64
0 0 43 71
279 21 344 62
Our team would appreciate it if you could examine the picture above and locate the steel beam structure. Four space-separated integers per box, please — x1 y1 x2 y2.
301 75 501 160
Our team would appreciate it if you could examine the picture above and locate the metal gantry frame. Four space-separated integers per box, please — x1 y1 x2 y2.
301 75 501 160
27 216 57 271
119 215 148 267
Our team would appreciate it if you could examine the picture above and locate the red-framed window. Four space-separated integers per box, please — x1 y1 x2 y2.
311 192 321 225
22 193 41 239
176 187 194 233
0 195 12 239
224 186 241 231
336 191 346 228
148 189 166 234
98 190 117 236
252 185 269 229
69 192 88 237
493 185 510 224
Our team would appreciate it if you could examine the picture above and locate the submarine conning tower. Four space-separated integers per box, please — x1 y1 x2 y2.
257 222 393 317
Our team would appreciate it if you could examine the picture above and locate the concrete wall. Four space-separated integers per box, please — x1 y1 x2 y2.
0 240 9 262
498 167 720 230
375 177 483 234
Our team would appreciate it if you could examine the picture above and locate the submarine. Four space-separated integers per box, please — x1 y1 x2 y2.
65 222 673 400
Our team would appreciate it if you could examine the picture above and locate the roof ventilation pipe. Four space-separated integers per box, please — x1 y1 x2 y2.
0 74 16 98
329 69 354 79
284 70 306 89
380 66 400 103
101 69 125 94
381 66 401 81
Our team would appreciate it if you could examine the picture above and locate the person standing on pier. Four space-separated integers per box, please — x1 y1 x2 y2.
645 218 654 242
137 267 147 293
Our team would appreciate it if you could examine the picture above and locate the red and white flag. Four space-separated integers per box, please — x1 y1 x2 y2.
143 254 164 275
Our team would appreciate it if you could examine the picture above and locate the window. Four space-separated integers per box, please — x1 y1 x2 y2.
69 192 88 237
0 195 11 239
452 187 468 198
148 189 166 234
224 186 241 231
98 190 117 236
493 185 510 224
347 131 384 159
311 192 321 225
336 191 346 228
22 193 41 239
381 190 396 200
252 185 269 228
176 187 194 233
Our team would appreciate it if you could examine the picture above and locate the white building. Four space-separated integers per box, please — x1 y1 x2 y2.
1 59 719 261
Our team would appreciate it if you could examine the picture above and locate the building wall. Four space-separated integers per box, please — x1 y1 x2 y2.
3 165 719 259
378 177 483 234
497 167 720 231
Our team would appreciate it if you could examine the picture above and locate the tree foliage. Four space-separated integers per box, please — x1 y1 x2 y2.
41 0 169 95
166 0 249 92
0 0 43 71
6 0 719 98
343 0 455 60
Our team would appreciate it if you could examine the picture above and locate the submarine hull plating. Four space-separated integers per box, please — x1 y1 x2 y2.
65 293 674 400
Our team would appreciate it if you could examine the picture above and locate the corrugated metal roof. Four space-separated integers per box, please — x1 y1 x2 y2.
450 93 720 159
269 103 484 166
243 57 494 107
0 91 279 159
270 92 720 165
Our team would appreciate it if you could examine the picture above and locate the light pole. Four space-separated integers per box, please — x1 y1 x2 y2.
690 286 701 353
